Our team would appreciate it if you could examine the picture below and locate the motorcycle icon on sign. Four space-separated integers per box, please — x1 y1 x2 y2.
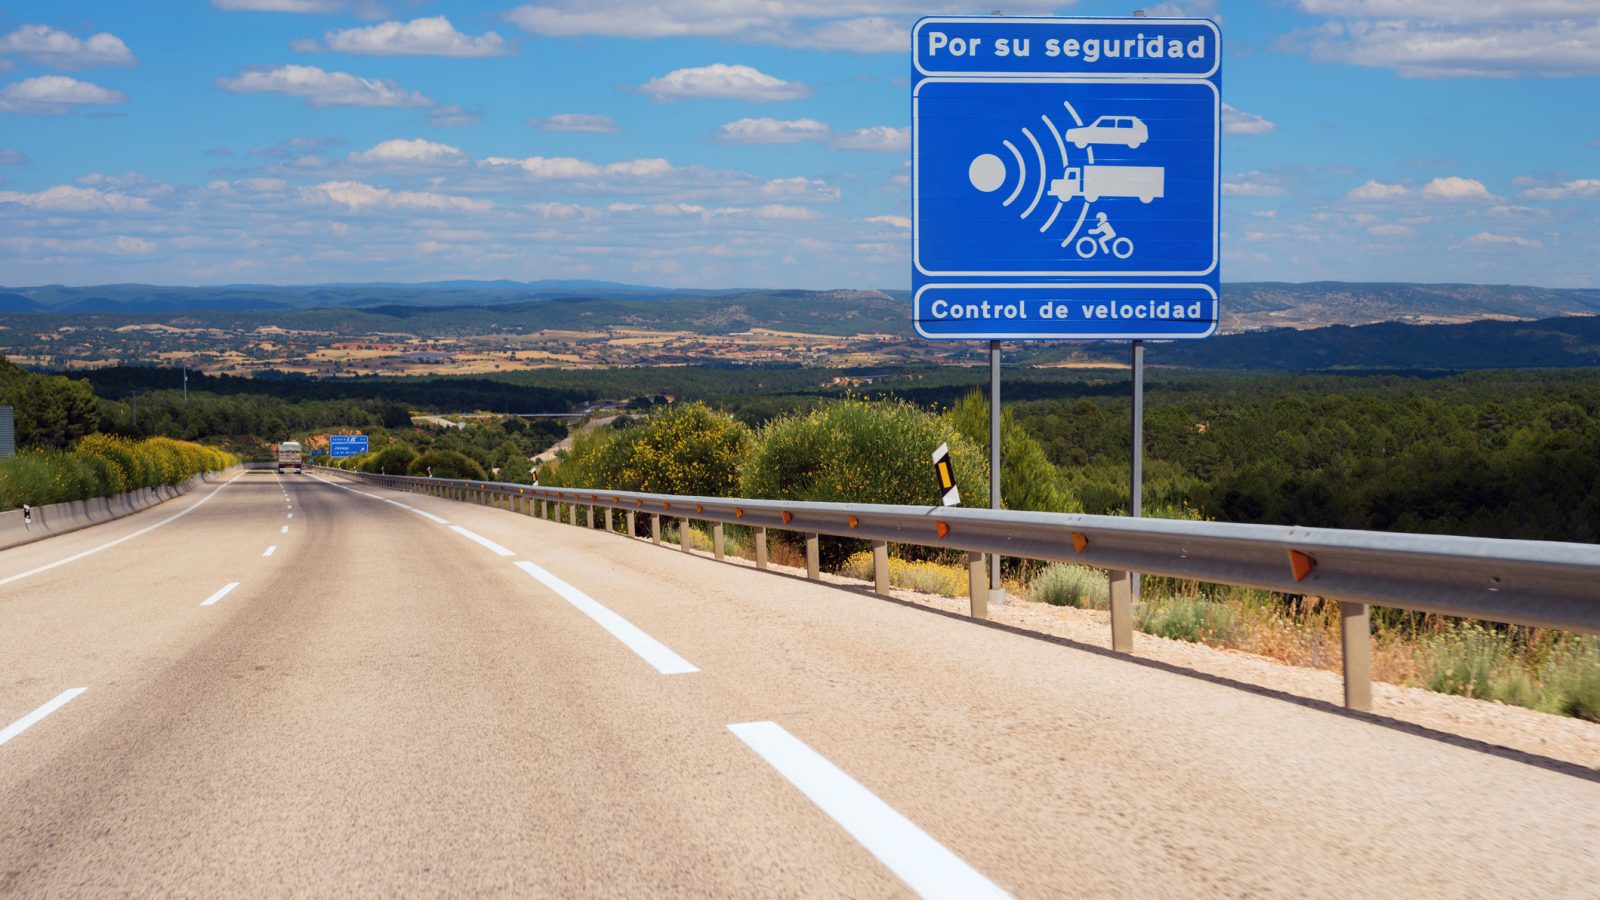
1075 212 1133 259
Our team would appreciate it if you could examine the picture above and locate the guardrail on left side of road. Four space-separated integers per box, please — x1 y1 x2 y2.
0 466 241 552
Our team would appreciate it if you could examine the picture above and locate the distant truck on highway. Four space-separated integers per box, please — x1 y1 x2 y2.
277 441 303 474
1049 165 1165 204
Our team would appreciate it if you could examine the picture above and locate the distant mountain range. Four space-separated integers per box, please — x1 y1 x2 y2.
3 280 1599 330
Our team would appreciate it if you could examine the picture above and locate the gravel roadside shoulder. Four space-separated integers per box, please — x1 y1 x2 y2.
730 553 1600 774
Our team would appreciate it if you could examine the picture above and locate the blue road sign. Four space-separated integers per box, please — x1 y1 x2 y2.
328 434 368 458
912 16 1221 340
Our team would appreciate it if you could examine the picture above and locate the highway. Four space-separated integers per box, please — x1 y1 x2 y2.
1 469 1598 897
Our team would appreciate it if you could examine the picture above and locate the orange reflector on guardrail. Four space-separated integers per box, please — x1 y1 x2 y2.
935 521 950 539
1289 550 1316 582
735 508 744 518
695 503 704 513
781 511 793 524
848 515 859 529
1071 532 1089 554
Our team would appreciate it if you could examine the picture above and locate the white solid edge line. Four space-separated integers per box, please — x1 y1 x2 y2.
450 525 515 557
0 472 245 589
0 688 88 747
727 721 1010 900
263 545 276 557
514 561 698 675
201 581 240 607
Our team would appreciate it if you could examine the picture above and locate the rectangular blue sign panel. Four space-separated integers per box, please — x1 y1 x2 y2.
328 434 368 458
912 16 1221 341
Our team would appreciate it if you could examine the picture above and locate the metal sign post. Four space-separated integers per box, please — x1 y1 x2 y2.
910 15 1221 610
990 339 1003 605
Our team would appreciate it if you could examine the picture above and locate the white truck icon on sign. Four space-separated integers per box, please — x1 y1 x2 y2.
1049 165 1165 204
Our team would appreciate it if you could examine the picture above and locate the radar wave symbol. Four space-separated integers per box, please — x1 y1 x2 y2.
967 109 1094 239
966 112 1081 235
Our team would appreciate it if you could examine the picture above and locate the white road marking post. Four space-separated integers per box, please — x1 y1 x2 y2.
514 561 698 675
450 525 514 557
727 721 1010 900
1 688 88 747
201 582 240 606
263 545 276 557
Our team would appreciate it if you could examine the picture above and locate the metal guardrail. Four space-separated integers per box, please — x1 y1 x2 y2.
316 466 1600 712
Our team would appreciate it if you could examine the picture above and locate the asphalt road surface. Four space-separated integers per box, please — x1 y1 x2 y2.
1 469 1597 897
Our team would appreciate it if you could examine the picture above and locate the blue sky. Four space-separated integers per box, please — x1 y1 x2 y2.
0 1 1596 289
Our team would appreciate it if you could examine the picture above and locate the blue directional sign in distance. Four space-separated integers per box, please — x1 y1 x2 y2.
912 16 1221 340
328 434 368 458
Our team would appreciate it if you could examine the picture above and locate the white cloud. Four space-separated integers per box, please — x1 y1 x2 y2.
530 113 620 133
0 148 28 164
1222 177 1286 197
1221 103 1275 135
0 24 135 68
760 177 841 202
864 215 910 228
504 1 1058 51
0 75 127 114
1287 3 1600 77
639 64 809 102
1367 223 1414 237
831 126 908 151
0 183 149 211
1421 176 1490 200
1519 179 1600 199
713 117 829 144
348 138 466 166
768 17 905 53
481 155 675 180
428 104 481 127
217 65 432 108
1462 231 1541 248
297 17 510 57
302 180 491 213
755 204 821 221
1347 179 1408 200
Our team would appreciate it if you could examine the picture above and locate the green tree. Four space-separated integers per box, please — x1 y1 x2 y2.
407 449 487 480
945 390 1079 513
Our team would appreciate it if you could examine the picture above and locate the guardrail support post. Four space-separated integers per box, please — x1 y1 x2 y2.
1340 600 1373 712
586 505 594 529
755 527 768 570
967 552 988 620
680 518 691 553
650 514 661 545
627 509 637 537
536 498 545 518
805 533 819 580
1108 570 1134 653
604 508 613 532
713 522 725 560
872 541 890 595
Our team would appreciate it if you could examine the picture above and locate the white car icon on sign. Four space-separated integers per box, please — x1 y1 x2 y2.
1065 116 1148 149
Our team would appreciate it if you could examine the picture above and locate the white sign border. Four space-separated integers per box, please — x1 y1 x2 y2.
912 75 1219 279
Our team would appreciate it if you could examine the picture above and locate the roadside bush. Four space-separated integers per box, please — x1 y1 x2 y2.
945 389 1080 513
741 398 986 568
1136 593 1242 644
542 402 750 497
1027 563 1109 609
362 444 417 476
0 435 236 510
407 448 487 480
838 551 969 597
